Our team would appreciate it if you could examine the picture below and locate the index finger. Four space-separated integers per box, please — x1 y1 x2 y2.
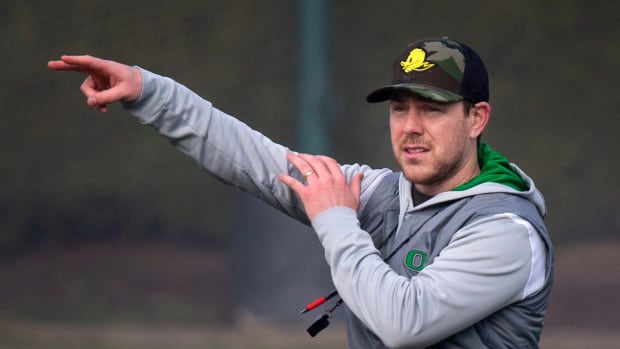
47 60 87 73
47 55 107 73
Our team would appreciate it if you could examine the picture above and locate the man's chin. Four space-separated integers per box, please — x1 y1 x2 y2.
402 165 444 184
402 171 432 184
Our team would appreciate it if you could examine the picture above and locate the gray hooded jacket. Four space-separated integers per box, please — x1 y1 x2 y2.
124 69 553 348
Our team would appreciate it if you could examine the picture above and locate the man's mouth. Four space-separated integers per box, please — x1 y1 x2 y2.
403 145 429 154
400 144 430 161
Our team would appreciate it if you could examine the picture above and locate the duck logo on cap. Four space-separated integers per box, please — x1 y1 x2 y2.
400 48 435 73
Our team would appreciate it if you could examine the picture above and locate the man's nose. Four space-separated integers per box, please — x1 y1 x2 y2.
403 111 423 134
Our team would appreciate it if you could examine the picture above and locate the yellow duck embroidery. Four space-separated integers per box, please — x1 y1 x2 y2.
400 48 435 73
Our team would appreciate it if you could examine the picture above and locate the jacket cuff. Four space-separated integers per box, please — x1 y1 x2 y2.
122 67 170 124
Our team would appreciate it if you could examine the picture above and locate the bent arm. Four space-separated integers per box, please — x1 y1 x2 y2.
313 209 540 348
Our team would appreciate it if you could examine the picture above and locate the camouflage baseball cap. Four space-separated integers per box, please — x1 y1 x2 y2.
366 37 489 103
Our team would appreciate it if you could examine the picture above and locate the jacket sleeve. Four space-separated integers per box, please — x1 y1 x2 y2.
122 68 390 223
312 207 542 348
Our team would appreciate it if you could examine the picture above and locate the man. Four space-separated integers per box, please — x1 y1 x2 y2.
49 37 553 348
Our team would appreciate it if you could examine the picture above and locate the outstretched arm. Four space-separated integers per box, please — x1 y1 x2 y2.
49 58 392 228
47 55 142 113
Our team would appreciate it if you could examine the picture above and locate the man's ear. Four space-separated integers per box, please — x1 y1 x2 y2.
470 102 491 138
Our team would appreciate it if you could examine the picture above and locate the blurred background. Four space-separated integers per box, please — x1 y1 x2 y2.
1 1 619 348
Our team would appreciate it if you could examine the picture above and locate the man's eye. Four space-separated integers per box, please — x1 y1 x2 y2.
422 105 442 113
391 105 407 113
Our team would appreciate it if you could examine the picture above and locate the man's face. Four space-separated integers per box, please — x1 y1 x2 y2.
389 91 483 195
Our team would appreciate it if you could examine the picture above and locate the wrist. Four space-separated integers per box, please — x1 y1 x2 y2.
311 206 359 241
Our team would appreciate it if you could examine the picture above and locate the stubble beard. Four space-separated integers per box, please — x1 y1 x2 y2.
402 158 458 187
398 145 467 192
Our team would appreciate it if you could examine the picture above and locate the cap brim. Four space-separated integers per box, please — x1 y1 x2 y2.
366 83 464 103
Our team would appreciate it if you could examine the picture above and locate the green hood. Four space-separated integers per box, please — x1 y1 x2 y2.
453 143 529 192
